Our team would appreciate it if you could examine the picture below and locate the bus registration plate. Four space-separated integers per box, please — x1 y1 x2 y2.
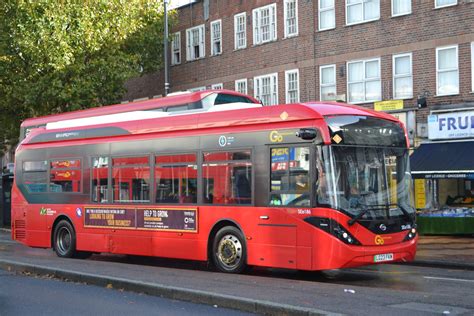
374 253 393 262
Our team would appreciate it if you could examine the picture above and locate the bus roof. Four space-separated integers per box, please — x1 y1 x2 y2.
20 89 258 128
22 101 401 146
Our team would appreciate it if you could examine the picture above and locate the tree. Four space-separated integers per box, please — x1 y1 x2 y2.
0 0 173 151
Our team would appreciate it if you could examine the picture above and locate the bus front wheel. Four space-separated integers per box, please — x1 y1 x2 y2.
212 226 247 274
53 220 77 258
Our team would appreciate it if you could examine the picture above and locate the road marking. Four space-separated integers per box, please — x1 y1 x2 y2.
424 276 474 283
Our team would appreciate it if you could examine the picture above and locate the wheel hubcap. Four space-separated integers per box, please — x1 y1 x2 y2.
217 234 242 269
57 227 71 255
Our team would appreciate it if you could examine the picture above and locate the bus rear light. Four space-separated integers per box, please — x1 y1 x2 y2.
304 217 361 246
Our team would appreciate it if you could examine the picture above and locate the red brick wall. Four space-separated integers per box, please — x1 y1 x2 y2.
124 0 474 124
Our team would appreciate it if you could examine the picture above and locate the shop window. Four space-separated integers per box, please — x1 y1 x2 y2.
270 147 310 206
155 153 197 204
50 159 82 193
202 150 252 205
23 160 48 193
112 156 150 203
92 157 109 203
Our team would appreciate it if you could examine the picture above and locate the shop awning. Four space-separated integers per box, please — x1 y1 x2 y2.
410 141 474 178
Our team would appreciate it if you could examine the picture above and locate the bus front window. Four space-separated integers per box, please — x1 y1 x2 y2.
317 145 415 221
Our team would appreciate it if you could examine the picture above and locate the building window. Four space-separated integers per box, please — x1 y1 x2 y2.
254 73 278 105
171 32 181 65
435 0 457 8
320 64 337 101
234 12 247 50
285 69 300 103
392 0 411 16
284 0 298 37
472 43 474 93
202 151 252 205
393 53 413 99
210 20 222 56
235 79 248 94
211 83 223 90
347 58 381 103
319 0 335 31
253 3 277 45
346 0 380 25
186 24 205 61
436 45 459 96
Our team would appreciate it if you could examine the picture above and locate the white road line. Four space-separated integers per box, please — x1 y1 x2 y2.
424 276 474 283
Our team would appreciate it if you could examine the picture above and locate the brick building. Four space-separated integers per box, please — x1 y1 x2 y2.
124 0 474 233
125 0 473 128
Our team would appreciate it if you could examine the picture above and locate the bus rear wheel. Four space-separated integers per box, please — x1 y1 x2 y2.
212 226 247 274
53 220 77 258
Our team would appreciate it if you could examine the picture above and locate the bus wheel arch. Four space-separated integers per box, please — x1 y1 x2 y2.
208 220 248 274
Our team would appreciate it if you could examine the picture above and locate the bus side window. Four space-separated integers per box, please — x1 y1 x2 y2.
202 150 252 205
270 147 310 206
155 154 197 204
92 157 109 203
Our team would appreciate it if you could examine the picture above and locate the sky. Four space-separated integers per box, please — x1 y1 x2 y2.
169 0 196 9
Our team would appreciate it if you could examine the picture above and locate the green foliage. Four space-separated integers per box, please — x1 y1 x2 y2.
0 0 173 150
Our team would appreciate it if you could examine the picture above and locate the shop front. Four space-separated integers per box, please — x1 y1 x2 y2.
410 110 474 235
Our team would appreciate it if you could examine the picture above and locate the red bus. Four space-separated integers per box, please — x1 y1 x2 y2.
12 100 417 273
20 89 259 140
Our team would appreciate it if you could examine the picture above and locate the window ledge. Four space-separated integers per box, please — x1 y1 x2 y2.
283 34 299 40
345 18 380 27
252 39 278 47
233 47 247 52
434 3 458 10
318 26 336 32
391 12 412 18
434 93 460 97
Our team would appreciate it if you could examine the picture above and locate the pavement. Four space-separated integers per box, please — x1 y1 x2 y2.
0 227 473 315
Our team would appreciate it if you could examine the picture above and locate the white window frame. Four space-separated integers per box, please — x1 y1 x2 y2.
211 83 223 90
472 42 474 93
345 0 380 26
318 0 335 31
235 79 248 95
210 20 222 56
436 45 459 96
392 0 412 17
171 32 181 65
284 0 298 38
435 0 457 9
188 86 206 92
392 53 413 100
234 12 247 50
254 73 278 106
186 24 205 61
285 69 300 103
253 3 277 46
347 58 382 104
319 64 337 101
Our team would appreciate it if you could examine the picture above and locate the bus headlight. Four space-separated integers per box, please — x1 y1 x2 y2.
403 228 417 242
304 217 361 246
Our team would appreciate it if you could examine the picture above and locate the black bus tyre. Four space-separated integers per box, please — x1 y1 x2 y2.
53 220 77 258
212 226 247 274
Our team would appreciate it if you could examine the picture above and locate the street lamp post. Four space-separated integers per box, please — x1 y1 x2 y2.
163 0 170 96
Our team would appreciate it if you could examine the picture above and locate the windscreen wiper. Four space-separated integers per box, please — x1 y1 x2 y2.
348 203 415 226
347 204 381 226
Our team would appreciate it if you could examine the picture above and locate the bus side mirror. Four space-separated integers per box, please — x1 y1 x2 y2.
296 128 318 140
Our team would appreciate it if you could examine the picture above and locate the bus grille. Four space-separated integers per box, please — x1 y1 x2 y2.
15 220 26 240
